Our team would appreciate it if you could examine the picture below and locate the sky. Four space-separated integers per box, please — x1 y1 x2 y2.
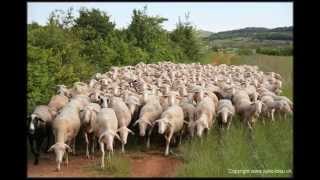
27 2 293 33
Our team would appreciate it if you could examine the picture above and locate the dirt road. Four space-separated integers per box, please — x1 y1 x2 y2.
27 150 182 177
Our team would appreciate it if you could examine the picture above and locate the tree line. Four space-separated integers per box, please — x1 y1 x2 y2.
27 6 204 113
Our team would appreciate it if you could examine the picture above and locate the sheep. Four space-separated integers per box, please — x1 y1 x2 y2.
123 91 142 115
260 95 276 123
193 96 216 137
48 94 69 116
179 99 196 138
28 105 55 165
48 96 89 171
108 96 134 153
217 99 235 130
273 99 293 119
272 95 293 111
133 94 163 149
79 103 101 158
153 104 184 156
93 96 121 168
234 94 263 130
57 85 72 98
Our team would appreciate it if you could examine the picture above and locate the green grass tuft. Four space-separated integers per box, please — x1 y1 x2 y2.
83 152 130 177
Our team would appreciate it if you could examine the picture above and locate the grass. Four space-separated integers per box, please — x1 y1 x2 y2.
83 151 130 177
176 52 293 177
176 116 293 177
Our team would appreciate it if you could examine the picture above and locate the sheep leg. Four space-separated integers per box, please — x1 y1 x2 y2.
72 138 76 155
165 132 173 156
121 143 125 153
29 135 39 165
227 117 232 130
100 142 105 168
84 133 90 158
246 117 253 130
65 152 69 167
146 125 155 149
179 131 183 145
45 126 51 153
271 109 275 122
34 136 44 165
91 136 95 154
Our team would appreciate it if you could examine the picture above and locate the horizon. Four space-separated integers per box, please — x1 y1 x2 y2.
27 2 293 33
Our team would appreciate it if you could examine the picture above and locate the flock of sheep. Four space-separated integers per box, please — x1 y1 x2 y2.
28 61 293 171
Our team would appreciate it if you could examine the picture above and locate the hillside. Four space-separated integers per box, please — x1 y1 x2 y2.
197 29 214 38
206 26 292 41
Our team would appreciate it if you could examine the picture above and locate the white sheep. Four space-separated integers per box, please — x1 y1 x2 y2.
93 96 121 168
217 99 235 130
153 104 184 156
48 95 89 171
108 96 134 153
133 94 163 149
79 103 101 158
193 96 216 137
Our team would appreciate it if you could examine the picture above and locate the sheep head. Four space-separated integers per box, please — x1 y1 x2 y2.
29 114 46 134
98 131 120 152
195 118 209 137
116 126 135 145
133 119 152 137
48 143 72 171
218 108 231 124
154 118 171 134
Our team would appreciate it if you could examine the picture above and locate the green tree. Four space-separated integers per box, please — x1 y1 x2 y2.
74 8 115 40
170 13 203 62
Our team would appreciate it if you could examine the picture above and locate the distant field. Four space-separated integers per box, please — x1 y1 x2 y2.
177 52 293 177
208 37 292 49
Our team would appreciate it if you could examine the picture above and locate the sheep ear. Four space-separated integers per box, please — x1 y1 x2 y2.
146 121 152 126
98 133 106 143
126 127 135 135
114 133 121 141
183 120 189 125
133 119 140 127
48 144 55 152
64 144 72 153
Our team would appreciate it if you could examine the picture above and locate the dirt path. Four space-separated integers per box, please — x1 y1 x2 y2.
28 150 182 177
127 150 183 177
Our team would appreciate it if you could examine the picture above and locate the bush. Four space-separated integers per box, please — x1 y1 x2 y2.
237 48 253 55
256 47 292 56
27 7 205 113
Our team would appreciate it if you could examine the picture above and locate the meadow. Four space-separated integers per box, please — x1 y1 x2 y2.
175 53 293 177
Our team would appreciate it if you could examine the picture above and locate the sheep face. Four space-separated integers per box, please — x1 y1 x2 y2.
99 132 120 151
279 101 292 114
117 127 134 144
48 143 72 171
29 114 46 134
138 121 148 136
80 109 91 124
155 118 170 134
99 96 110 108
219 109 229 124
195 120 208 137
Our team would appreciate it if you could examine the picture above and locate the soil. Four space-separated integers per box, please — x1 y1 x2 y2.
27 150 183 177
